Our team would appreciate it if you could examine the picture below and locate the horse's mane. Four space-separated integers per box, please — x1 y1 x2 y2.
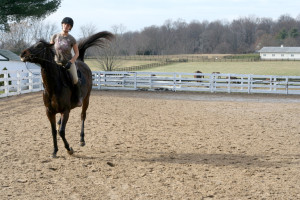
77 31 114 62
38 39 55 58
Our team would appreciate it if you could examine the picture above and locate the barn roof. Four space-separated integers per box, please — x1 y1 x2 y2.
258 46 300 53
0 49 20 61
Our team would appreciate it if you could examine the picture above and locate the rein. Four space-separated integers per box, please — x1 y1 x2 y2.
29 47 56 65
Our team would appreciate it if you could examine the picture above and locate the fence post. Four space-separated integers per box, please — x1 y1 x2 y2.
4 72 8 97
17 71 21 94
98 72 101 90
210 74 214 93
248 75 252 94
270 76 274 91
149 73 153 89
274 77 277 92
29 71 33 91
241 76 244 90
227 74 230 93
286 77 289 95
134 72 137 90
173 73 177 92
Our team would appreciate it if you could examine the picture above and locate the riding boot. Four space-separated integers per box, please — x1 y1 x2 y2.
74 81 83 107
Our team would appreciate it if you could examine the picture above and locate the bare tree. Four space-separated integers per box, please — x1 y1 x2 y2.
94 39 121 71
31 20 59 41
79 23 97 39
90 24 125 71
78 23 98 57
0 19 58 53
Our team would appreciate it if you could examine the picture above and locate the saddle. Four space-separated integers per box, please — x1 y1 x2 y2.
59 66 83 88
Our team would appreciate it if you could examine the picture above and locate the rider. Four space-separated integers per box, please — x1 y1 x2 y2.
50 17 82 107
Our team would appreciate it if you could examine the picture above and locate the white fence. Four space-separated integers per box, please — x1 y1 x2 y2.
0 69 43 98
1 70 300 98
92 71 300 95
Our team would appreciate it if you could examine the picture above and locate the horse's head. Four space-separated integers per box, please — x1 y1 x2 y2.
20 40 54 64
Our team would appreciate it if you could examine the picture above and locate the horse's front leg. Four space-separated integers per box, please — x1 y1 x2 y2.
80 118 85 147
46 111 58 158
59 111 74 155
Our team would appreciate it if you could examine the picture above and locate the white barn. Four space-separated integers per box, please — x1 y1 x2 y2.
258 46 300 60
0 49 40 72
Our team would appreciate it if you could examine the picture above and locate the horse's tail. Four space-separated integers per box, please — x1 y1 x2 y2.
77 31 114 62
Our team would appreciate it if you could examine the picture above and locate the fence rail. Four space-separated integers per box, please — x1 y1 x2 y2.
0 69 43 98
1 70 300 98
92 71 300 95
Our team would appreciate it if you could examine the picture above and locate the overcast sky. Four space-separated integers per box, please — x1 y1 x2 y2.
45 0 300 38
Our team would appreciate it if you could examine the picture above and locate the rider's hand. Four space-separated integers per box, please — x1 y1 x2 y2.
64 61 72 69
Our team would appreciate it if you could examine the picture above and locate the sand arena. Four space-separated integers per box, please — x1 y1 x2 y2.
1 90 300 199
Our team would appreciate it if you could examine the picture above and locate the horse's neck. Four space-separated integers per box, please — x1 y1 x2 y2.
41 62 61 96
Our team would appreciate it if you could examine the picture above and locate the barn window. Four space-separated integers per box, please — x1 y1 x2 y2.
281 54 284 57
263 54 266 57
291 54 294 57
272 54 275 57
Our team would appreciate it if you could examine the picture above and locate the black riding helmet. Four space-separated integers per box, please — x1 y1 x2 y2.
61 17 74 30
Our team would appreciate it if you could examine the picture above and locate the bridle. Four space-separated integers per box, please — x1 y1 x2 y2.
26 44 56 65
24 45 58 74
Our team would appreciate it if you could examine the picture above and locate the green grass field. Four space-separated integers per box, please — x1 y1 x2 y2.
85 58 300 76
139 61 300 76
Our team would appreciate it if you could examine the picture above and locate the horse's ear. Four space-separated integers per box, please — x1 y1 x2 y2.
45 42 54 48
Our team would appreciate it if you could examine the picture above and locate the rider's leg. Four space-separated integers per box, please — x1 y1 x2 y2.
68 63 82 107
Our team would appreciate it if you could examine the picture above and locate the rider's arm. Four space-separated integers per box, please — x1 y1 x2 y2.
50 34 55 44
70 43 79 64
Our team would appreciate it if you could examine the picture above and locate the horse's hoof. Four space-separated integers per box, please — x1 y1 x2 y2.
80 141 85 147
67 147 74 155
52 154 57 158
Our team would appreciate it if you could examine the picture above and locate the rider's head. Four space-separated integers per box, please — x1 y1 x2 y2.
61 17 74 31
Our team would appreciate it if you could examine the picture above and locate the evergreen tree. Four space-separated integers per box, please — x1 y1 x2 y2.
289 28 299 38
277 29 288 40
0 0 61 31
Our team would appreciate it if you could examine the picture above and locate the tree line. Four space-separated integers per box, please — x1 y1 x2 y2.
0 0 61 53
2 13 300 56
115 15 300 55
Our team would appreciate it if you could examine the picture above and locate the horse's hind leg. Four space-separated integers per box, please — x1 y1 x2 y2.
80 96 90 146
59 111 73 155
57 117 61 132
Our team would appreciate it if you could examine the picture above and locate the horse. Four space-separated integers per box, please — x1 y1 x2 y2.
194 70 204 82
20 31 114 158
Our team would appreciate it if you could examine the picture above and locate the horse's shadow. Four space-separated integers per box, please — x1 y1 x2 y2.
133 152 300 168
72 150 300 168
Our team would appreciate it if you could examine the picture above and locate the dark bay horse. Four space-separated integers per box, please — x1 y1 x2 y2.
194 70 204 82
20 31 114 158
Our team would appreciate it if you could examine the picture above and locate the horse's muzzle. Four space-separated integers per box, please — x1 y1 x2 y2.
20 50 31 62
